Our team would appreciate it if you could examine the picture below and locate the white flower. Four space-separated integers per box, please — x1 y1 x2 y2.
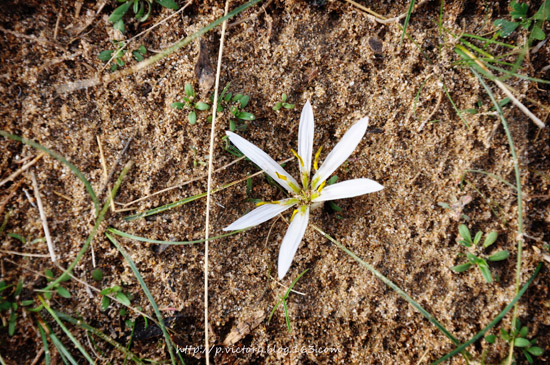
224 100 383 279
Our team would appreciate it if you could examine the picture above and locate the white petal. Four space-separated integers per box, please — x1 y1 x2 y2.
278 206 310 280
226 131 300 193
312 179 383 202
311 116 370 190
223 199 296 231
298 100 314 177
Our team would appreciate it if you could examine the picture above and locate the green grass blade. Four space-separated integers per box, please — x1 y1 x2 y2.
49 331 77 365
311 224 464 349
465 169 517 191
43 161 132 291
433 263 542 363
124 175 246 221
0 131 100 213
400 0 416 45
54 311 143 364
442 83 469 128
37 322 51 365
108 227 244 245
39 296 95 363
472 67 526 364
105 233 176 364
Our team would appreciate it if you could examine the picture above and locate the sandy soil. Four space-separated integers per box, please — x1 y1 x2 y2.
1 0 549 363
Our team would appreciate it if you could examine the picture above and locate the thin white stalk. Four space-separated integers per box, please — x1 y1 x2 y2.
30 171 56 263
0 153 44 187
204 1 230 363
493 78 545 128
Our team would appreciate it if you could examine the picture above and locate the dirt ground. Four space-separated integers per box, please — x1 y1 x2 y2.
1 0 549 363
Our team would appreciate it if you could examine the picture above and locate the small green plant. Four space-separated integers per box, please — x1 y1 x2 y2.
173 82 255 129
272 93 295 111
44 269 72 299
171 83 210 125
268 269 309 332
108 0 178 32
486 319 544 363
451 225 509 283
100 285 131 311
99 42 147 71
494 0 550 42
0 280 41 336
209 83 255 131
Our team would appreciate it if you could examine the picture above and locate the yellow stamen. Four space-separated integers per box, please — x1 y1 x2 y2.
313 146 323 171
291 149 305 168
275 171 288 181
256 200 282 206
290 209 298 222
317 180 327 192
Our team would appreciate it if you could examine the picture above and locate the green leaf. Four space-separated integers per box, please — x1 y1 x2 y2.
533 0 550 20
132 50 144 62
510 1 529 19
45 269 54 281
451 262 472 273
229 120 236 132
283 103 295 109
327 175 338 185
282 93 287 102
232 93 243 102
438 202 450 209
239 95 250 108
109 2 132 23
115 57 125 67
20 300 34 306
494 19 520 37
116 292 131 306
236 111 255 121
488 250 510 261
195 102 210 111
514 337 531 347
461 108 478 115
110 63 118 72
171 102 185 110
531 25 546 40
188 111 197 125
8 311 17 336
14 280 23 296
524 350 534 363
91 269 103 282
8 233 26 243
156 0 179 10
273 102 282 111
98 50 113 61
518 326 529 338
477 260 492 283
138 45 147 54
527 346 544 356
485 334 496 344
483 231 498 248
329 201 342 212
458 224 471 243
114 18 126 32
225 92 232 102
184 83 195 98
101 296 110 311
56 286 71 298
473 231 482 246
